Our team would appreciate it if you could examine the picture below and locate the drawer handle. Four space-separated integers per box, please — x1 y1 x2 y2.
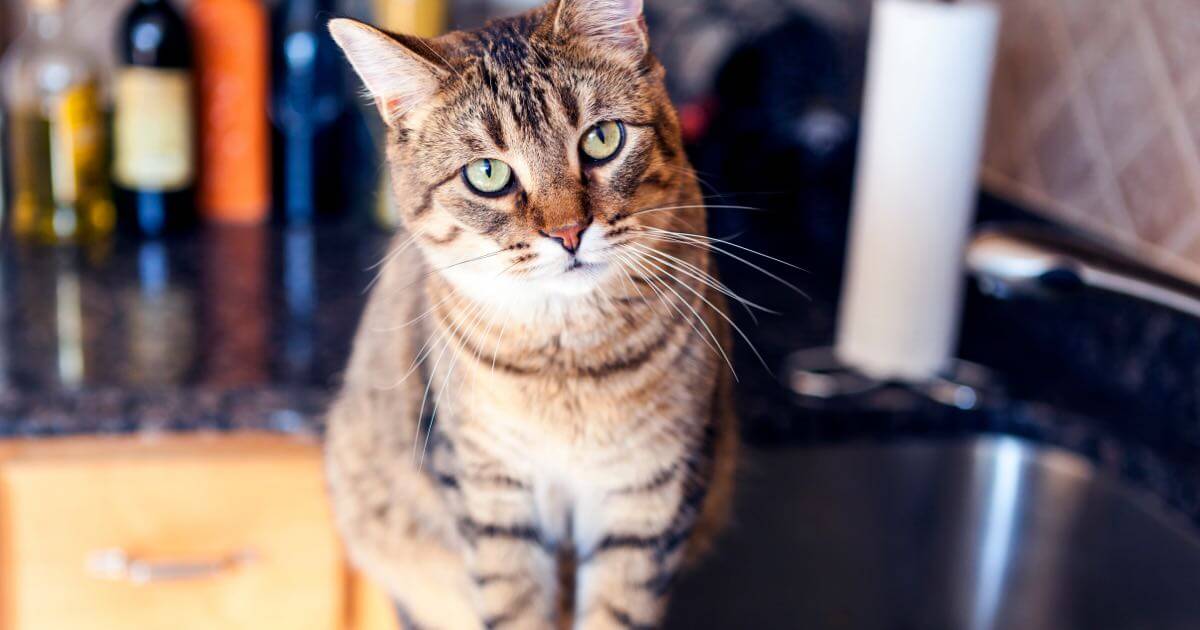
86 548 258 584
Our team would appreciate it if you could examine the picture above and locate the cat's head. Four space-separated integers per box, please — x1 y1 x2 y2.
330 0 699 304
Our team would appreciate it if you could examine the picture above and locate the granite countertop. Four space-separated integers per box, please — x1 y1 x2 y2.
0 224 390 437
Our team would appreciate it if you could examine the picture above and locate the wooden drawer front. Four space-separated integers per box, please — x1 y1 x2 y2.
0 434 344 630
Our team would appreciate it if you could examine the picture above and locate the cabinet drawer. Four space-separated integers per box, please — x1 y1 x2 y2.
0 433 344 630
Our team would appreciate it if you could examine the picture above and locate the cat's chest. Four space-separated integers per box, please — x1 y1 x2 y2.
449 403 597 543
439 377 697 547
447 366 636 434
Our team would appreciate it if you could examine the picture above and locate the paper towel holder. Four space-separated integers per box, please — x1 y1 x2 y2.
784 345 1000 411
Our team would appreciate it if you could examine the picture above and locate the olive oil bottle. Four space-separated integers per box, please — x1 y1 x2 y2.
0 0 115 245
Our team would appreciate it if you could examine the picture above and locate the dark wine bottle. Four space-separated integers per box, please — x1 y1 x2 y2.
113 0 197 238
270 0 346 223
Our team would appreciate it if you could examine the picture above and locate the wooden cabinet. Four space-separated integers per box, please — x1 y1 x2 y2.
0 433 399 630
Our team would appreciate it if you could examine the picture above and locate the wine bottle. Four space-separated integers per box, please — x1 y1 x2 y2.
113 0 197 238
270 0 345 223
0 0 115 245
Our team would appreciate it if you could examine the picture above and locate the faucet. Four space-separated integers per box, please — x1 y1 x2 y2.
966 224 1200 320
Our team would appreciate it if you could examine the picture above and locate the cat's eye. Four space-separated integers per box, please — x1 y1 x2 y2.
463 158 513 195
580 120 625 163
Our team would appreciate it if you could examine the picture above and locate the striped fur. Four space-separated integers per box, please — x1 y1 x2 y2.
327 2 736 628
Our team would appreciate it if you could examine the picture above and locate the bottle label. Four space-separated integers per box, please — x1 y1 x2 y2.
49 83 105 205
114 68 195 191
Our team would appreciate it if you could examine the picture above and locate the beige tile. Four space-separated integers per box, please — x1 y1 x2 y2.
1143 0 1200 90
1166 215 1200 259
1183 90 1200 161
1177 224 1200 264
985 0 1200 267
1032 101 1103 206
1085 27 1166 160
1118 128 1194 246
982 68 1026 181
1078 187 1130 235
995 1 1065 112
1053 0 1129 68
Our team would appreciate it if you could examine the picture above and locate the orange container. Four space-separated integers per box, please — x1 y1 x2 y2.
190 0 271 223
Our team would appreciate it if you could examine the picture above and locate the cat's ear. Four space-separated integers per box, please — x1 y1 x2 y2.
328 18 448 125
549 0 648 58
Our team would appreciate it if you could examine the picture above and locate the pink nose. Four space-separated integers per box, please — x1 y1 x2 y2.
543 221 588 254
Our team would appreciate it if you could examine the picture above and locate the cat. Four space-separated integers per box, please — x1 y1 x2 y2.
325 1 737 627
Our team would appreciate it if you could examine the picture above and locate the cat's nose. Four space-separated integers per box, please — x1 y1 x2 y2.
541 220 590 254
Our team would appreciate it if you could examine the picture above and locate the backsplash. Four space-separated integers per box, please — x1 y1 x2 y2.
982 0 1200 274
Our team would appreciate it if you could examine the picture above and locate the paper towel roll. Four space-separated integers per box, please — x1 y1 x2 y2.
834 0 1000 382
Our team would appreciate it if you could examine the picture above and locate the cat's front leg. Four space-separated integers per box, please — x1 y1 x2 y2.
572 458 702 630
452 461 559 629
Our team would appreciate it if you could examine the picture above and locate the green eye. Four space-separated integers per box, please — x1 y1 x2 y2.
580 120 625 162
463 158 513 195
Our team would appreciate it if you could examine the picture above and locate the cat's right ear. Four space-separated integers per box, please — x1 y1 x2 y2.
328 18 448 125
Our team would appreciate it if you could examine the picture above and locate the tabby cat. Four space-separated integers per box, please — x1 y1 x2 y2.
326 1 737 627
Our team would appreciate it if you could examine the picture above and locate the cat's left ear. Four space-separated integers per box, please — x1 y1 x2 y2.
548 0 649 58
328 18 450 125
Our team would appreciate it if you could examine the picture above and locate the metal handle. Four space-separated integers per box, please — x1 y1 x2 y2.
86 548 257 585
966 225 1200 320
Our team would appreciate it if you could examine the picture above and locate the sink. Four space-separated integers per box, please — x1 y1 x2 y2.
665 437 1200 630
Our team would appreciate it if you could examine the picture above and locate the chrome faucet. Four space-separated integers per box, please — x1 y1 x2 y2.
966 225 1200 320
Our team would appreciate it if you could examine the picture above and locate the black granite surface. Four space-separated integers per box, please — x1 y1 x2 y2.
0 223 389 436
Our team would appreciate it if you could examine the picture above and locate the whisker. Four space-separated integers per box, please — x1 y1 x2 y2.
628 249 771 375
469 265 518 374
699 191 786 202
395 247 512 294
490 299 514 373
369 231 420 271
624 250 738 379
616 250 737 380
641 226 807 272
625 203 762 220
411 295 488 466
627 242 758 322
613 250 704 347
638 231 809 299
374 291 466 391
608 252 663 317
420 292 497 472
658 163 721 197
371 291 458 333
364 231 423 293
627 242 777 320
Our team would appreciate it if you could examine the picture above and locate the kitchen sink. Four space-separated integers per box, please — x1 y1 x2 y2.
665 437 1200 630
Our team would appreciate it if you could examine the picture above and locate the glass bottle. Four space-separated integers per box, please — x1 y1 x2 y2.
0 0 115 245
113 0 197 238
270 0 345 223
